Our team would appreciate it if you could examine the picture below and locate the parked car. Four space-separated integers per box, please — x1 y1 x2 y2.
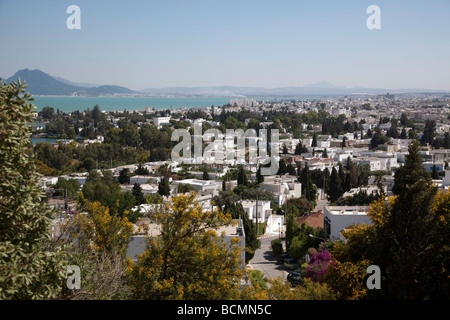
287 270 303 287
284 258 300 270
276 253 289 264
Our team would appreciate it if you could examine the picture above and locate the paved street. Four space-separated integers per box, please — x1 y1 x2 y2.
247 199 329 282
247 233 289 281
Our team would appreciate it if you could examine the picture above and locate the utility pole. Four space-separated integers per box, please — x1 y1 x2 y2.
255 194 258 239
285 196 288 222
64 188 68 214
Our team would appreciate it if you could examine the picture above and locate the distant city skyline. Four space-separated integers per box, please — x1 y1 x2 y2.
1 0 449 91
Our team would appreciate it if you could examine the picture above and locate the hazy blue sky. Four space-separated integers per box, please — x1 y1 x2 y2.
1 0 449 90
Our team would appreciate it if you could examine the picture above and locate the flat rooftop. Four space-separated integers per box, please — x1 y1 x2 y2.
325 206 369 215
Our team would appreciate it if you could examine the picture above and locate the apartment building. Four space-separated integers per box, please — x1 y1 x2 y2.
323 206 371 240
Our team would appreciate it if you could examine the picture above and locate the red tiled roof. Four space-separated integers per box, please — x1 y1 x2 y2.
296 210 323 229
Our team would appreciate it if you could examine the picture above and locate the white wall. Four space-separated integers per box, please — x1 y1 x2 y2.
324 206 372 240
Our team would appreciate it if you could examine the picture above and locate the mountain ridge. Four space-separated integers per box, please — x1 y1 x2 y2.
3 69 449 97
4 69 136 97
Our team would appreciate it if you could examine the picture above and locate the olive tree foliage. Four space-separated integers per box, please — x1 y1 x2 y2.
0 79 68 299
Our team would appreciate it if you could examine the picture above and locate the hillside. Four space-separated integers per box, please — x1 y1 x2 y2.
4 69 136 96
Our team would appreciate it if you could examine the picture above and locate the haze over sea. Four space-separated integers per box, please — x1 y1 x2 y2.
31 96 239 113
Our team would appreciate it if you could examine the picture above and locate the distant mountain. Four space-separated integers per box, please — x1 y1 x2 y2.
139 84 387 96
140 82 450 97
54 76 100 88
303 80 345 89
4 69 448 97
4 69 136 96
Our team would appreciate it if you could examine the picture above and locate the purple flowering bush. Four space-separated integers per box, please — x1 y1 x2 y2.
305 249 335 283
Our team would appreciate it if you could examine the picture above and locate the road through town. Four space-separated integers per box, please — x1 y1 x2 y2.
248 233 289 281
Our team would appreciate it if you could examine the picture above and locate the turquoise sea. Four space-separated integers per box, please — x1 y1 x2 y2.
31 137 57 145
31 96 236 113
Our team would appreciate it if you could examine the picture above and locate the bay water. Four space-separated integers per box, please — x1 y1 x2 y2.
31 96 235 113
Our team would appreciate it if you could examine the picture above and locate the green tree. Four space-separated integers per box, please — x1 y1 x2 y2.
277 158 287 175
432 164 439 180
118 168 131 184
237 165 250 186
0 79 68 299
356 163 370 187
134 164 150 175
338 162 346 191
370 127 389 149
38 106 55 120
345 157 358 189
299 163 316 203
54 177 81 199
287 163 297 176
328 167 343 203
384 139 443 298
288 223 323 261
282 144 288 155
229 202 260 263
79 157 97 172
312 134 317 147
444 132 450 149
202 169 210 180
421 120 436 146
400 127 408 139
119 122 141 148
81 170 135 217
285 214 300 250
329 139 450 300
256 165 264 184
132 183 145 206
271 238 284 257
295 142 308 155
158 177 171 197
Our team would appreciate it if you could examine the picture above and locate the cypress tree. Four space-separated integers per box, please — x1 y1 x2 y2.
299 163 316 203
132 183 145 205
338 162 346 191
202 169 210 180
256 165 264 184
158 177 171 197
312 133 317 147
432 165 439 180
346 156 358 188
237 165 249 186
236 203 260 263
328 167 343 203
277 158 287 175
381 139 442 299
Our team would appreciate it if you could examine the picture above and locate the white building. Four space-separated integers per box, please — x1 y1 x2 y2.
39 176 59 189
323 206 371 240
153 117 171 128
171 179 223 196
240 199 283 235
126 219 246 270
441 169 450 188
130 175 154 185
260 175 302 206
241 200 272 223
423 161 445 173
